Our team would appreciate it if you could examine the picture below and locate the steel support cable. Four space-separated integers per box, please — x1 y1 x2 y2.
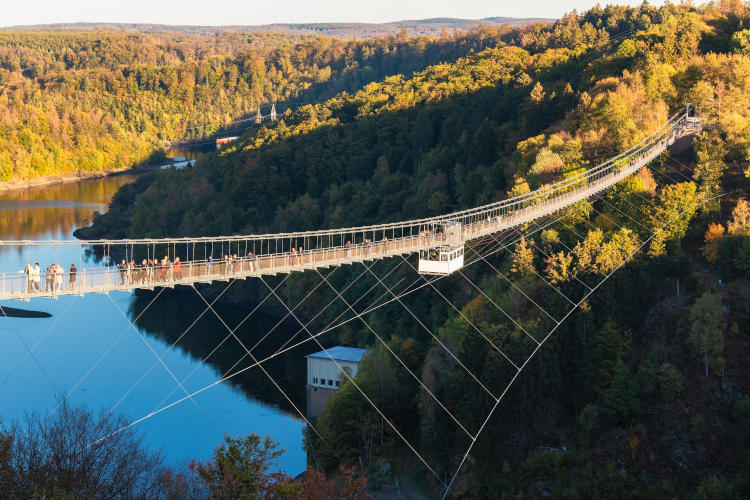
89 211 569 443
229 259 409 380
104 293 204 412
0 295 78 391
152 275 292 411
439 190 724 500
362 261 498 400
0 304 59 395
221 264 369 381
456 269 541 346
108 278 239 416
257 275 445 485
481 243 577 307
314 268 475 440
50 287 166 417
483 256 562 324
398 256 520 371
189 283 330 447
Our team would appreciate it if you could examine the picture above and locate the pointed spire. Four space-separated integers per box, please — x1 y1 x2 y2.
270 103 277 122
255 107 262 124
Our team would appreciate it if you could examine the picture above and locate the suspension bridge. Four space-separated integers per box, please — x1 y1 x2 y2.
0 104 706 500
0 107 702 302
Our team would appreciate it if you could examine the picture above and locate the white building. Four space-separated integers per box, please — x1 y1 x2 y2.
306 346 367 418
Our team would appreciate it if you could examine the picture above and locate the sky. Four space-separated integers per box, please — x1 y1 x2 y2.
2 0 666 28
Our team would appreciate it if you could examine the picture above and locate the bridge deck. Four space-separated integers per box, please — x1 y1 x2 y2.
0 111 702 302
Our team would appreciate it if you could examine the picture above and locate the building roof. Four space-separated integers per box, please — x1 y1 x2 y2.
306 346 367 363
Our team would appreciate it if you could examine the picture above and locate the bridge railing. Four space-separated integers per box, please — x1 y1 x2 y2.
0 106 702 299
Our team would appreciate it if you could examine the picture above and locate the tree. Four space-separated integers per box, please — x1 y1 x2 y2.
692 132 727 213
657 363 684 401
701 222 725 263
727 199 750 236
2 401 164 499
688 292 726 376
530 81 546 103
511 236 536 276
303 465 370 499
602 359 641 425
647 182 699 256
546 250 573 284
192 434 299 499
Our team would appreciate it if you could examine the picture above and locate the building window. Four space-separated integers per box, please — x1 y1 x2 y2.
328 379 333 386
313 377 318 384
335 380 340 387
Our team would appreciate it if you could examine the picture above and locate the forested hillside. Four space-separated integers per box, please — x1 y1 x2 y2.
87 2 750 498
0 26 516 180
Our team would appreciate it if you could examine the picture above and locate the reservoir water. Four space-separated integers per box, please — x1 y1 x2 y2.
0 175 307 474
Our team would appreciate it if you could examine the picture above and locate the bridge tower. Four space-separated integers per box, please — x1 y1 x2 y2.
270 103 277 122
418 221 465 275
255 107 263 124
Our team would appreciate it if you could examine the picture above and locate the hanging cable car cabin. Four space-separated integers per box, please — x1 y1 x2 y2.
418 221 465 275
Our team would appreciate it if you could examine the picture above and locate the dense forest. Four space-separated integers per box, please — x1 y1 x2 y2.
0 25 530 181
77 1 750 497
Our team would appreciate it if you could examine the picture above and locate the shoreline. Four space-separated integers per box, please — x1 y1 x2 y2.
0 164 158 193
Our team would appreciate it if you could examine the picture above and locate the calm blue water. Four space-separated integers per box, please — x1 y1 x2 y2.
0 176 306 473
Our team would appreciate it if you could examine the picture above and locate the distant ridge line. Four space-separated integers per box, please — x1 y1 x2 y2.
0 18 554 39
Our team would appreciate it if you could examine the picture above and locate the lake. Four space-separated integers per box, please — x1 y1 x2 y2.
0 175 308 474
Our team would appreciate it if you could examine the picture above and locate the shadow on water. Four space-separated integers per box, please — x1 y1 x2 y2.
129 288 318 415
0 306 51 318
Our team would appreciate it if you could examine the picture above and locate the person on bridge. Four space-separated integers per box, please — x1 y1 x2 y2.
174 257 182 279
22 262 32 293
45 265 54 292
118 260 127 285
32 263 40 292
69 264 77 289
248 251 256 271
54 263 64 291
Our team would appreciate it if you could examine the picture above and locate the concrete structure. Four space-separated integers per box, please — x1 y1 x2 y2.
306 346 367 418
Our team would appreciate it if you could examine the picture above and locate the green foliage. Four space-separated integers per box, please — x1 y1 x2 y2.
193 433 295 499
648 182 699 256
688 292 726 376
730 29 750 55
76 2 750 496
602 359 641 425
657 363 684 401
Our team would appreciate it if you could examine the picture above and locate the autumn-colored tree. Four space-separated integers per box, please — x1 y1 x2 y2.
727 199 750 236
692 132 727 213
530 81 546 103
701 222 725 263
546 250 574 284
303 465 370 500
511 236 536 276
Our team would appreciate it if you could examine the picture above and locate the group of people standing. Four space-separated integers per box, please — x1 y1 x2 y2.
22 262 77 293
116 257 184 285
